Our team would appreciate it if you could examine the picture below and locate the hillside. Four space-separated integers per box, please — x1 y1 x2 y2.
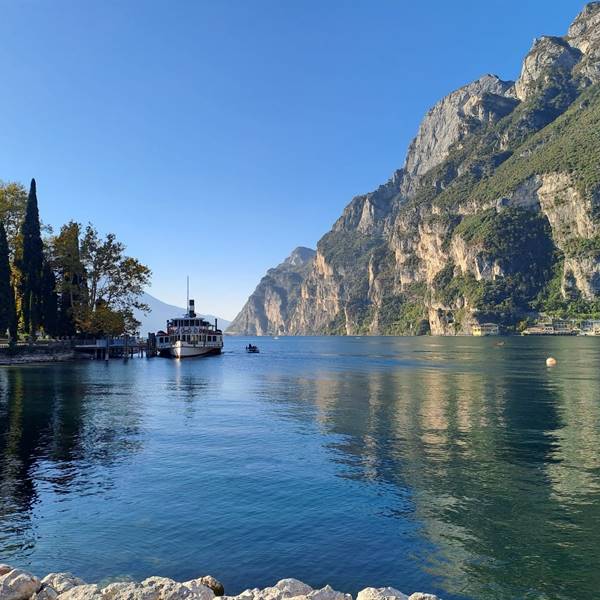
230 2 600 335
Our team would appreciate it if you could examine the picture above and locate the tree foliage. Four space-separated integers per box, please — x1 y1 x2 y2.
52 221 87 336
41 260 59 336
0 177 151 340
17 179 44 335
0 181 27 257
0 222 17 339
77 224 151 334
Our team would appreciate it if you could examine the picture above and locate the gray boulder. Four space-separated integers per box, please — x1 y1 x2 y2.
140 576 212 599
197 577 224 597
0 568 41 600
181 578 216 600
101 581 159 600
0 564 13 576
357 587 408 600
42 573 85 595
306 585 351 600
33 584 60 600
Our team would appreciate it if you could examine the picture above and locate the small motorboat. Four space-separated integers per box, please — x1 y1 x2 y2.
246 344 260 353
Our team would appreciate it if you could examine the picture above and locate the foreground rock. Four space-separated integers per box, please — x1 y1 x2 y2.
356 587 408 600
0 568 41 600
0 566 440 600
41 574 86 595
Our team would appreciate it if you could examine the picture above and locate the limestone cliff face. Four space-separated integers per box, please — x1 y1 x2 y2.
513 37 581 101
403 74 516 181
568 1 600 83
232 3 600 336
227 247 315 335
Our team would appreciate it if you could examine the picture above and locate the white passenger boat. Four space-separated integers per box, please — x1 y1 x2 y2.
156 298 224 358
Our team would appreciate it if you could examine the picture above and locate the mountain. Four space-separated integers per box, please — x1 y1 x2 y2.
227 247 315 335
135 292 230 335
230 2 600 335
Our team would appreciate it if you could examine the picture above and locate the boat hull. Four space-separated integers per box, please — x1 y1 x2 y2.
169 342 222 359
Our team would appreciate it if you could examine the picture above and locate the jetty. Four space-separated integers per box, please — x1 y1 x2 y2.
74 336 149 359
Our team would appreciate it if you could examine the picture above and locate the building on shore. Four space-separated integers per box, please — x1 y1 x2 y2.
580 320 600 335
522 319 578 336
472 323 500 336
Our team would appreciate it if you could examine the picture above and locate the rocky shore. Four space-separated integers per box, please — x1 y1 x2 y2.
0 566 441 600
0 350 76 365
0 342 77 365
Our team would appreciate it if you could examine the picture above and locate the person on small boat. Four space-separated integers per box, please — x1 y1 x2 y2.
246 344 259 352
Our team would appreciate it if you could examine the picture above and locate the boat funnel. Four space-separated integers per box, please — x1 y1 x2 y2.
188 299 196 318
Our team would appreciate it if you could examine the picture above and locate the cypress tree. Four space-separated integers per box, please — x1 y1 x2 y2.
0 221 17 340
19 178 44 336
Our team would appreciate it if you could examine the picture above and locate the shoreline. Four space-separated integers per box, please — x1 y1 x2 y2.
0 341 78 366
0 351 77 366
0 566 440 600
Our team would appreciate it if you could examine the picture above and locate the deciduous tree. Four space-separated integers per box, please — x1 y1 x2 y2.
53 223 150 335
0 181 27 256
53 221 87 336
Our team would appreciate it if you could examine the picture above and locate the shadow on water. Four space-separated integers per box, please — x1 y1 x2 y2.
0 364 145 558
1 338 600 600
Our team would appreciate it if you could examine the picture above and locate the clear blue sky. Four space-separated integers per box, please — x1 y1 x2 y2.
0 0 585 319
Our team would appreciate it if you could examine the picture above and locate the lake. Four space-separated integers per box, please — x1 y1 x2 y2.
1 336 599 600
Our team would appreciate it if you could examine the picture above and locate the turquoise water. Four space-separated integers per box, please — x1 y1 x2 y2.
1 336 600 600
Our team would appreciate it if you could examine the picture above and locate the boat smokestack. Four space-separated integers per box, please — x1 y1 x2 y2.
188 299 196 318
215 318 218 331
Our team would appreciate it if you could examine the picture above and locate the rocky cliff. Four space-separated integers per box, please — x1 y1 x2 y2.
231 2 600 336
227 247 315 335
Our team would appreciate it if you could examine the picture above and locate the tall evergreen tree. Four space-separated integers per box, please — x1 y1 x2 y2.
19 178 44 336
0 222 17 340
41 260 58 337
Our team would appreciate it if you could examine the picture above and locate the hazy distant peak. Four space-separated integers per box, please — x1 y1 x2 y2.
135 292 231 334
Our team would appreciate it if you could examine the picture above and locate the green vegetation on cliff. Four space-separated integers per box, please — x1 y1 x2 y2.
230 4 600 336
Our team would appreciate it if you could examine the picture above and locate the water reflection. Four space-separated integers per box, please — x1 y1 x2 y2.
290 340 600 599
0 364 144 558
1 339 599 600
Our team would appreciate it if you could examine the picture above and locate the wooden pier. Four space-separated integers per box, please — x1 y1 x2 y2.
74 336 151 360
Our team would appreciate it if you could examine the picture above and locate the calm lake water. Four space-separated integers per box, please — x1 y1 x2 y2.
1 336 599 600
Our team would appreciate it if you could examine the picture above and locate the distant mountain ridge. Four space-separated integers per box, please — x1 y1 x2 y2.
227 247 315 335
229 2 600 335
135 292 230 335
